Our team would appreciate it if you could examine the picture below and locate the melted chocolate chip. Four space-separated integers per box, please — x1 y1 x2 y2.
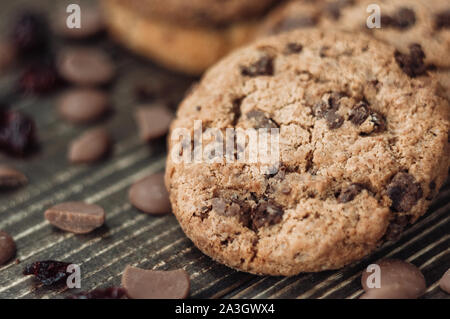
313 93 344 129
284 42 303 55
387 172 423 212
382 7 416 29
395 44 427 77
250 200 284 230
435 10 450 29
325 111 344 129
349 102 370 125
338 184 363 203
246 110 278 128
240 55 274 77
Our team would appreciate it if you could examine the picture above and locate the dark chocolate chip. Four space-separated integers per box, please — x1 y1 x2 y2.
382 7 416 29
435 10 450 29
128 173 171 215
395 43 427 77
361 259 426 299
325 111 344 129
246 110 278 129
0 165 27 189
349 102 370 125
0 231 16 265
122 266 190 299
250 200 284 230
284 42 303 55
386 172 423 212
68 127 111 164
240 55 274 77
368 111 386 133
45 202 105 234
338 184 363 203
135 105 174 142
58 88 110 124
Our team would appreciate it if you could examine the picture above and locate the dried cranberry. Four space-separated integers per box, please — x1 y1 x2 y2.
67 287 127 299
0 110 38 156
19 61 59 94
23 260 71 286
10 11 48 54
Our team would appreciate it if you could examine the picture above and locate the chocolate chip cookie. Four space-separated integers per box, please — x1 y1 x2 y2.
165 29 449 275
101 0 285 75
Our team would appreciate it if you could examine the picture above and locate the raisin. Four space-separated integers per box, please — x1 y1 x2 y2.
240 55 274 77
246 110 278 128
338 184 363 203
386 172 423 212
10 11 48 54
395 43 427 77
67 287 127 299
284 42 303 55
23 260 71 286
0 110 38 156
250 200 284 230
19 60 59 94
435 10 450 30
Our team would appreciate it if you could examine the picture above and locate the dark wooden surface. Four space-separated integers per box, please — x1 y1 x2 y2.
0 0 448 299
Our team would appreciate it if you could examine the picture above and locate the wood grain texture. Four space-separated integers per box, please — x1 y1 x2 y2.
0 0 448 299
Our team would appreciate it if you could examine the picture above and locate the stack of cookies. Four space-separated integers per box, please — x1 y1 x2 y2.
104 0 449 276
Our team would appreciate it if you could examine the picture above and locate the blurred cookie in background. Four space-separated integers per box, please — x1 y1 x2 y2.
101 0 286 75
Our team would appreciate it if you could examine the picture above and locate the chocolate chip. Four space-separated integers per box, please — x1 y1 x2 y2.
54 5 104 39
387 172 423 212
57 48 115 86
68 127 111 164
284 42 303 55
382 7 416 29
325 111 344 129
435 10 450 29
58 88 110 124
338 184 362 203
240 55 274 77
129 173 171 215
0 231 16 265
211 197 228 215
135 105 174 142
122 265 190 299
246 109 278 129
0 165 27 189
251 200 284 230
45 201 105 234
384 214 410 241
349 102 370 125
439 268 450 294
361 259 426 299
395 44 427 77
